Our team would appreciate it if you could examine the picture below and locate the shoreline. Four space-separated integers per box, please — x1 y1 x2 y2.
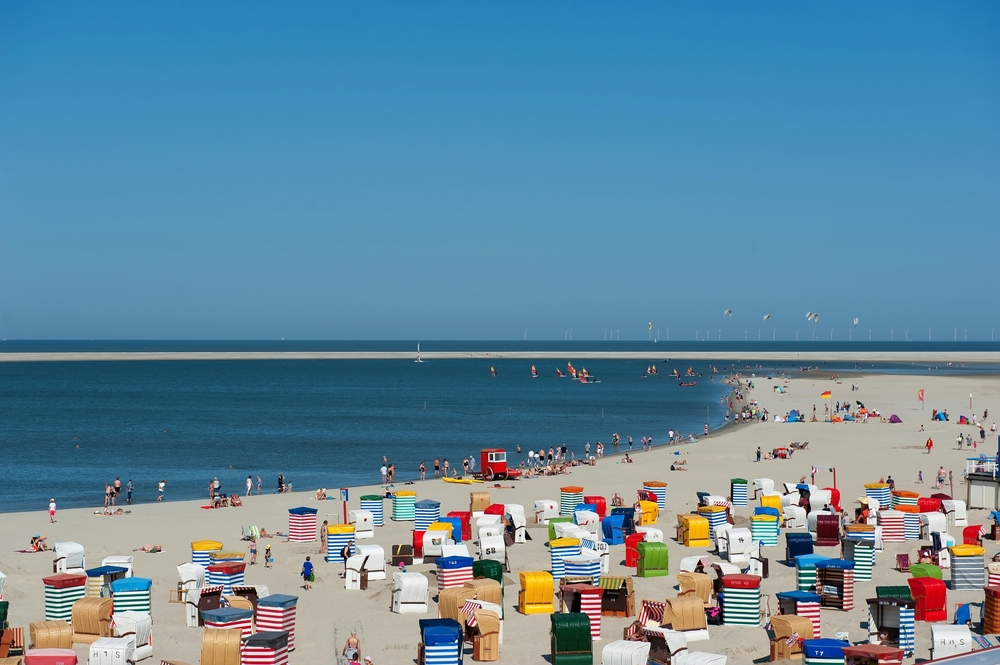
3 350 1000 362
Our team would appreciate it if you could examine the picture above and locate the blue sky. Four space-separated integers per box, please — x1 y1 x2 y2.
1 2 998 340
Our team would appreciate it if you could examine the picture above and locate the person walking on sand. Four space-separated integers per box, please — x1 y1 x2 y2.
627 436 633 451
157 479 166 502
704 423 710 438
443 459 450 476
49 498 57 523
320 520 328 554
433 458 440 477
256 476 262 494
301 556 314 590
113 477 121 504
249 537 258 565
926 438 933 454
343 630 362 662
419 461 426 481
380 464 388 485
264 544 272 568
126 479 133 504
918 470 923 484
246 475 253 496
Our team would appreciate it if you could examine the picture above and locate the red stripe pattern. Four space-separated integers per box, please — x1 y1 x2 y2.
241 643 289 665
288 514 317 542
256 607 297 651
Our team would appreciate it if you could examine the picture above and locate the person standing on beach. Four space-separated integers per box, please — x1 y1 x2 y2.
756 447 762 462
126 479 133 504
340 541 353 577
157 479 166 501
462 458 470 476
627 436 633 451
419 462 426 481
926 438 933 454
918 470 923 483
301 556 314 590
256 476 262 494
433 458 440 477
387 464 395 485
49 498 57 523
704 423 710 438
320 520 328 554
249 537 258 565
380 464 388 485
113 477 122 504
443 459 450 476
246 476 253 496
264 544 272 568
585 442 591 457
104 483 112 508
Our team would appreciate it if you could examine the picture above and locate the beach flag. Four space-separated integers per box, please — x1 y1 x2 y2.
918 389 925 402
821 391 832 399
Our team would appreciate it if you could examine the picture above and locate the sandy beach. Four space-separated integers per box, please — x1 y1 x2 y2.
2 371 999 664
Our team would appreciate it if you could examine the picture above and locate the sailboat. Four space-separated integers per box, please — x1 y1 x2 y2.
531 365 538 378
490 366 497 377
556 368 565 377
415 344 424 363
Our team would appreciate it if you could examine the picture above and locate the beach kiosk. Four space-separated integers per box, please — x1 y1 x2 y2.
802 639 849 665
360 494 384 527
721 574 761 627
202 607 253 639
325 524 356 563
287 507 317 542
392 491 417 521
85 566 127 598
795 555 831 593
436 556 474 590
949 545 985 590
865 483 891 508
776 590 821 638
866 597 914 657
731 478 748 507
698 505 728 541
751 514 779 547
242 630 289 665
560 487 585 517
907 577 946 622
415 499 441 531
519 572 555 615
256 594 298 650
550 539 582 580
559 584 604 640
43 574 87 622
392 572 429 614
207 562 244 595
642 481 667 510
348 509 374 539
550 613 593 665
877 511 905 543
842 644 904 665
109 577 152 614
816 559 854 611
984 586 1000 634
843 539 874 581
190 540 224 570
417 618 463 665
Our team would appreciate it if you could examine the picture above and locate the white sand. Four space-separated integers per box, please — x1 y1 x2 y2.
1 372 998 664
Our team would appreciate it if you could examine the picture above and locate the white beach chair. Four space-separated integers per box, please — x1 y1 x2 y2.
534 499 559 524
783 505 807 529
391 572 428 614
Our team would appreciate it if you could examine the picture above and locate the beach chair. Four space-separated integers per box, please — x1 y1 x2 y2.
896 554 910 572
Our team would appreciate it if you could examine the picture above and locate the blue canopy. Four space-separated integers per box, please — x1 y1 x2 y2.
111 577 152 592
85 566 128 577
803 639 849 659
754 507 780 517
776 590 821 603
843 414 855 421
288 506 317 515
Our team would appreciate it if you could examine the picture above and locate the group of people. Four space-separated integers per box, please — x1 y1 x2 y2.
102 477 133 507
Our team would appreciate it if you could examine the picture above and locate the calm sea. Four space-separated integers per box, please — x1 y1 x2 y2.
1 340 997 512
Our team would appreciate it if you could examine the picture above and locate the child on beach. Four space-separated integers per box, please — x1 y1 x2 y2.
918 470 923 483
301 556 313 590
48 498 57 523
264 544 272 568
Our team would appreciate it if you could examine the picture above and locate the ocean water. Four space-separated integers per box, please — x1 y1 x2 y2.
2 341 997 513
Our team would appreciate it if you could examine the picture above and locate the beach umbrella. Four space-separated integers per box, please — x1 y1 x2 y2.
723 308 733 316
856 401 865 408
763 314 771 321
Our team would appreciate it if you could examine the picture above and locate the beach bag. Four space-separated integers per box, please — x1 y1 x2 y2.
309 573 315 582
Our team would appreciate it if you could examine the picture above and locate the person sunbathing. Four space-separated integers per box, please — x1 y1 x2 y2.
670 463 688 471
230 495 243 507
134 544 162 553
31 534 49 550
315 488 328 500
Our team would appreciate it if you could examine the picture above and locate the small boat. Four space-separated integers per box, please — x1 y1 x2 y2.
531 365 538 378
679 382 697 387
579 375 601 384
490 366 497 377
442 476 481 484
556 368 565 377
